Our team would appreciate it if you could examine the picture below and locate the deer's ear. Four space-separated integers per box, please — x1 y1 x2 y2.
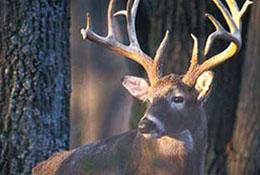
122 75 149 101
195 71 214 101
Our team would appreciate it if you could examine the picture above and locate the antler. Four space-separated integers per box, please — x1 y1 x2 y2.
182 0 252 87
81 0 169 86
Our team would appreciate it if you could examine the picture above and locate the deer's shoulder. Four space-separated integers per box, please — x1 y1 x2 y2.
56 130 137 175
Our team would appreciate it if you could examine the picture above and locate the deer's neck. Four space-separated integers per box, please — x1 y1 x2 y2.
129 130 206 175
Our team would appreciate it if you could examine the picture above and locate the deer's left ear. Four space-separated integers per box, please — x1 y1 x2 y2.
195 71 214 101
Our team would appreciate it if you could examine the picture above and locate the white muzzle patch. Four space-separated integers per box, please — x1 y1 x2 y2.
142 114 165 139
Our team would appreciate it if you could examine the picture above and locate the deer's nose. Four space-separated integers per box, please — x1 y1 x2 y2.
138 118 157 134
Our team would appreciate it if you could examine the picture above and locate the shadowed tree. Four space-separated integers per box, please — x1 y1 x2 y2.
0 0 70 174
228 1 260 174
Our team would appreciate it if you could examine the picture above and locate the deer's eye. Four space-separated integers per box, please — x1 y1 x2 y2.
172 96 184 103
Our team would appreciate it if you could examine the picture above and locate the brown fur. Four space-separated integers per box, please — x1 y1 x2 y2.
33 128 207 175
33 150 74 175
33 74 208 175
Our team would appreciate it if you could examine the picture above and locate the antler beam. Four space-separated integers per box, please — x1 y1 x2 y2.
182 0 252 87
81 0 169 86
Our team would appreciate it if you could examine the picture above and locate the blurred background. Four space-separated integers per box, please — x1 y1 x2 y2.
71 0 133 147
0 0 259 175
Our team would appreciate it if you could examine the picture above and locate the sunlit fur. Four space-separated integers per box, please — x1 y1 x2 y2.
33 74 209 175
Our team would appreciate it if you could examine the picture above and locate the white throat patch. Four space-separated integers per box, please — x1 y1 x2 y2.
177 130 194 152
157 130 194 156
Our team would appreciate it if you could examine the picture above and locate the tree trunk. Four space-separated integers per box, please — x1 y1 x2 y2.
227 1 260 174
0 1 70 174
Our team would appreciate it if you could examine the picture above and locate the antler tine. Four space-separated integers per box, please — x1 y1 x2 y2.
113 0 141 48
114 0 170 82
203 0 241 56
204 13 241 56
81 0 167 86
226 0 253 24
182 0 252 87
152 30 170 78
199 0 252 70
239 0 253 18
107 0 116 37
189 34 199 71
127 0 141 48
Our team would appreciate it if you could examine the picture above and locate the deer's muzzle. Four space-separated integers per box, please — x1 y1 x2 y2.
138 118 157 134
138 115 165 138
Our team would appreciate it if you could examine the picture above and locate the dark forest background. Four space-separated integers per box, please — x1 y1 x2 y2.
0 0 259 174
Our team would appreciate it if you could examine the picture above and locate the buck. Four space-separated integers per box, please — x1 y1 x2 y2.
33 0 252 174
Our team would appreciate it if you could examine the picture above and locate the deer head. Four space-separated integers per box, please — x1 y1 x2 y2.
81 0 252 139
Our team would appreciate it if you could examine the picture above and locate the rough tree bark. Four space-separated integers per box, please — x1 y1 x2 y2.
0 1 70 174
227 1 260 174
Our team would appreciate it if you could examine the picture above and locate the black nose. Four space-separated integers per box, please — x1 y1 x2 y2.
138 118 157 134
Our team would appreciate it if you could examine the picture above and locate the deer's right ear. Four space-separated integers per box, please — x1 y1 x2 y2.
122 75 149 101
